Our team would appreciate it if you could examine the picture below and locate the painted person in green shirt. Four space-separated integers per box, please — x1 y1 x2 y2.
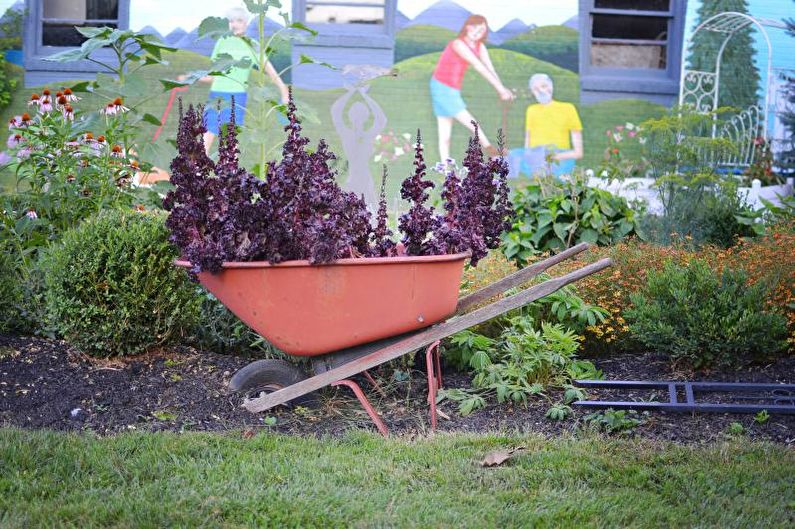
193 7 289 154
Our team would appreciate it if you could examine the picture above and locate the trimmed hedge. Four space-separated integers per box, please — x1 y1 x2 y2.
41 210 200 357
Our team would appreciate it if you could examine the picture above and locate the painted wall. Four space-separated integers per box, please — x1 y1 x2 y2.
7 0 795 203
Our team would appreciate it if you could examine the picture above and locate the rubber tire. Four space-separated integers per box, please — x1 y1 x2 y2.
228 359 312 408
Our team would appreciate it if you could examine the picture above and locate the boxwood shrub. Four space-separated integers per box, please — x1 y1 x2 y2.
41 210 200 357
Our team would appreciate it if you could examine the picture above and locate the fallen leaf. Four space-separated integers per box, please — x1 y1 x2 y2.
480 446 527 467
242 429 256 439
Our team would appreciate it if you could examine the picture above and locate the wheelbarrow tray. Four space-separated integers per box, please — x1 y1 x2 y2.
176 252 469 356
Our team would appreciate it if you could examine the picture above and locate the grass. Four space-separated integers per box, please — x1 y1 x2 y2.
1 427 793 528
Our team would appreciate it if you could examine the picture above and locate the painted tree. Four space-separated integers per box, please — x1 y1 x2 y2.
778 14 795 172
687 0 761 113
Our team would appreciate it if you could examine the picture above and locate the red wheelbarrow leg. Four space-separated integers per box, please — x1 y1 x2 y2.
425 341 442 431
331 379 390 437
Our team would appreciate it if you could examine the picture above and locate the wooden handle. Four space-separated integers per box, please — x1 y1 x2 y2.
455 242 591 315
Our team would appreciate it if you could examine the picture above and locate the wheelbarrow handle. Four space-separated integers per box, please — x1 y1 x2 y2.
455 242 592 315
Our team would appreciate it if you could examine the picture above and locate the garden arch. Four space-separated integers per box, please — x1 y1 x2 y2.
678 11 786 167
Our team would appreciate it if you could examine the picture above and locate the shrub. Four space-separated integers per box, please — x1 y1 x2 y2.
501 173 643 267
0 249 22 333
41 210 200 357
625 259 788 369
0 52 16 110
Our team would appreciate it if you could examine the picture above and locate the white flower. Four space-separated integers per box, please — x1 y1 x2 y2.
612 133 623 142
600 170 609 178
373 154 382 163
374 134 381 141
585 169 594 178
402 133 411 140
625 122 634 131
638 137 647 145
394 147 404 157
25 209 37 220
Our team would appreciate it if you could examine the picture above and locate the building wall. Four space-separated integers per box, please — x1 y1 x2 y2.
12 0 795 202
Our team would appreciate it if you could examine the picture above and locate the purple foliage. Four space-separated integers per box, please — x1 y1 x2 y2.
165 96 512 272
370 166 396 257
398 130 435 256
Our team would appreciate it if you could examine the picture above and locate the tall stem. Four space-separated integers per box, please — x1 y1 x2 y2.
258 0 267 180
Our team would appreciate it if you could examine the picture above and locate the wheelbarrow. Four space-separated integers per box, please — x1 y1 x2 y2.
177 243 612 435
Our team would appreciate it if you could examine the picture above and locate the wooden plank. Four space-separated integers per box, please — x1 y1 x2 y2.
455 243 592 315
243 258 613 413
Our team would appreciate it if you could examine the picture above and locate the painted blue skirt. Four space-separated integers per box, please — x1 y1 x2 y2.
204 91 248 135
429 77 467 117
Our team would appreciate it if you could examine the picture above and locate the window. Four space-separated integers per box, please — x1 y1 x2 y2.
589 0 672 69
24 0 130 81
579 0 687 103
305 0 385 26
41 0 120 46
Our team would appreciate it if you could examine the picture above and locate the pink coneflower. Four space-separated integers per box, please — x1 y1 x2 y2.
39 95 53 113
6 133 21 148
62 104 74 121
20 113 32 125
8 116 20 130
28 93 40 107
25 209 37 220
102 97 129 115
110 144 124 158
62 87 80 102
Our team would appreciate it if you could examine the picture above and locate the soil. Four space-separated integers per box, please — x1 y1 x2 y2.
2 335 794 444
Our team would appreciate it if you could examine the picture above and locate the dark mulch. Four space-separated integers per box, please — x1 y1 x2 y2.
1 335 793 444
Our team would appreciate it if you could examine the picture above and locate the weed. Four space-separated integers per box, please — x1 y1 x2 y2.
584 409 644 434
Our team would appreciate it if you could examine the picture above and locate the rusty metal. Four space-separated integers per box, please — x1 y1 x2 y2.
425 341 442 431
331 379 390 437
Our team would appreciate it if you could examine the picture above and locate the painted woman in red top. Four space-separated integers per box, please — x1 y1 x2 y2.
430 15 514 162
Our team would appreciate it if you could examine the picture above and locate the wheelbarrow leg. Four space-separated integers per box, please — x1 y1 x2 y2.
425 341 442 431
331 379 390 437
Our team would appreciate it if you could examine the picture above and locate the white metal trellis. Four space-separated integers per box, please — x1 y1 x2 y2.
679 11 786 167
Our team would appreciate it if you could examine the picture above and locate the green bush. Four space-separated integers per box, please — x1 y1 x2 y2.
0 249 23 333
501 174 643 267
41 210 200 357
625 259 788 368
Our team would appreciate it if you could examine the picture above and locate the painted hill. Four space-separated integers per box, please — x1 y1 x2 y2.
562 15 579 31
175 28 215 56
395 25 456 63
245 17 284 39
395 11 411 30
164 28 187 46
500 25 580 73
491 18 532 46
407 0 481 33
138 25 164 42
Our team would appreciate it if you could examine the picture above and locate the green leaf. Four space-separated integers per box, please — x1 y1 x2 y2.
290 22 319 36
578 229 599 244
198 16 232 40
159 78 189 90
75 26 110 39
141 113 163 127
552 222 571 243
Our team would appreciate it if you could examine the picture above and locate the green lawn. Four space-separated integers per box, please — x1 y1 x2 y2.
1 428 793 528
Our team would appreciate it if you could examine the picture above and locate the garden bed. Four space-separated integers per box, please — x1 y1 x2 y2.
1 335 793 444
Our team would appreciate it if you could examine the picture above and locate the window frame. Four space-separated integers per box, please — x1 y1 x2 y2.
24 0 131 73
579 0 687 95
293 0 395 48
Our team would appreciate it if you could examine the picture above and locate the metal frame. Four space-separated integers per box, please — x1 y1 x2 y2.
574 380 795 415
678 11 787 167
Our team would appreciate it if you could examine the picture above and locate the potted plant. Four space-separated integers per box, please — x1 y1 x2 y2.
165 94 512 355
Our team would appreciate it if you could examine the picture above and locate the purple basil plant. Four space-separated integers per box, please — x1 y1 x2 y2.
164 93 512 274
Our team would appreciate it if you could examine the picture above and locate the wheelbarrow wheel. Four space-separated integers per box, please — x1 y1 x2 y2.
229 359 312 408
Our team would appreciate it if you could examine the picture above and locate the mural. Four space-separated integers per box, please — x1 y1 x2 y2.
2 0 794 203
